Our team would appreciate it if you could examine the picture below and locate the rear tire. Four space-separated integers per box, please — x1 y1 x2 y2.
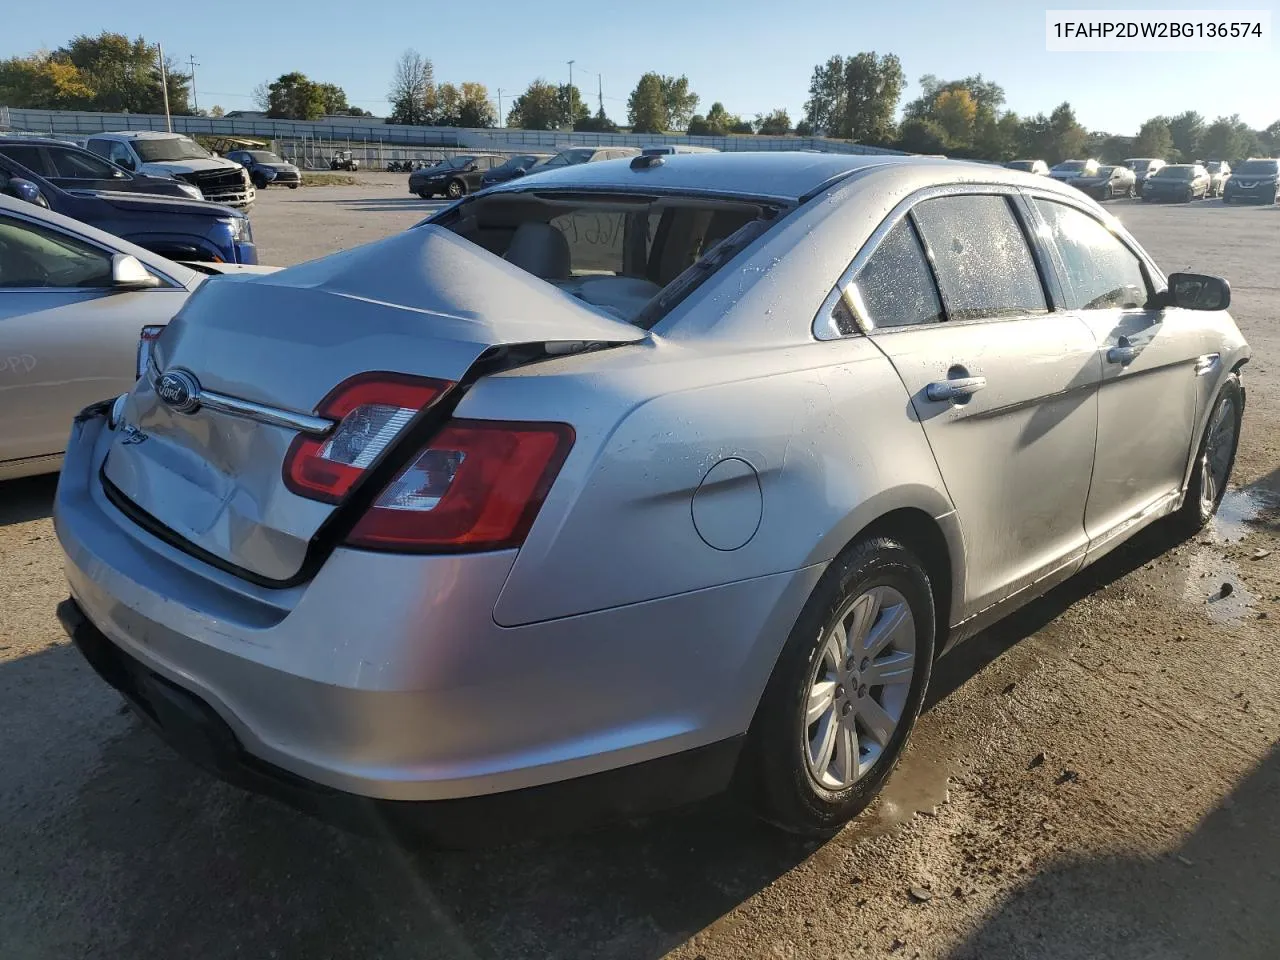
742 537 935 836
1170 373 1242 537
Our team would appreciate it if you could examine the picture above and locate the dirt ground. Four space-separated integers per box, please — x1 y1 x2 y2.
1 179 1278 960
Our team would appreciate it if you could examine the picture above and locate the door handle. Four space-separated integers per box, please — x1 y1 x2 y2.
1107 345 1137 365
926 376 987 402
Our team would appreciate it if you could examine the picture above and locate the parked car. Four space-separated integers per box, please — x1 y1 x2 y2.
53 153 1246 843
1004 159 1049 175
0 155 256 265
1142 163 1212 202
330 151 360 172
85 132 255 208
479 153 552 187
1203 161 1231 197
527 146 642 173
0 195 275 480
1222 157 1280 204
1071 164 1137 200
408 154 505 199
1123 157 1166 197
224 149 301 190
1047 159 1099 182
0 138 204 201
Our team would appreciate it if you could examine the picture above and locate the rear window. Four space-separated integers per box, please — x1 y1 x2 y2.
0 144 50 176
430 191 779 327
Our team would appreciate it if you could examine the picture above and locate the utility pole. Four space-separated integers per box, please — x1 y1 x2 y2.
187 55 200 114
567 60 575 129
597 74 603 116
497 88 503 127
157 43 173 132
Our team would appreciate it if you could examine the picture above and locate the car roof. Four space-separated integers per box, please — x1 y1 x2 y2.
485 151 962 202
0 136 84 148
0 193 199 285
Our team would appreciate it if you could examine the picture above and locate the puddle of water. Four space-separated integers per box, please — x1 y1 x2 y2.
1209 487 1278 543
860 747 957 837
1180 548 1256 624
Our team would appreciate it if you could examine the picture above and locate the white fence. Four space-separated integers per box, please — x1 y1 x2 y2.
1 106 903 157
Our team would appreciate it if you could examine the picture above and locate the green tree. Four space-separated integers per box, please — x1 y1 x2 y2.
1167 110 1204 162
802 56 846 136
0 52 94 109
842 52 903 145
659 75 699 130
1048 102 1088 163
59 32 191 114
973 111 1022 160
932 88 977 145
627 73 667 133
315 82 351 116
575 108 618 132
1134 117 1173 158
902 73 1005 154
756 108 791 136
507 79 561 130
794 119 814 137
434 82 463 125
895 118 948 154
209 104 225 118
1200 115 1256 161
457 82 495 127
556 84 589 129
264 71 325 120
387 49 436 125
1260 119 1280 156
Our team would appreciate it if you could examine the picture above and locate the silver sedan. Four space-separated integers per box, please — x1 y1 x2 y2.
53 153 1247 841
0 195 274 480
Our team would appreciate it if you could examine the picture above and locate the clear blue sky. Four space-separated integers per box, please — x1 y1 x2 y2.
6 1 1278 133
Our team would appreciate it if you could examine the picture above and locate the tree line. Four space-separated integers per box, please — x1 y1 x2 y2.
4 36 1279 160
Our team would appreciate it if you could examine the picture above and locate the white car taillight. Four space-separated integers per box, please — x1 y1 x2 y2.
137 325 165 378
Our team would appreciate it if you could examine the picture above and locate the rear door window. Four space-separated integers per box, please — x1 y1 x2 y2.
1034 199 1150 310
0 145 52 176
851 218 944 329
911 194 1048 321
49 147 118 179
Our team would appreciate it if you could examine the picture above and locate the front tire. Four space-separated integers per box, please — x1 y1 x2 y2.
743 537 936 836
446 178 465 200
1171 374 1242 537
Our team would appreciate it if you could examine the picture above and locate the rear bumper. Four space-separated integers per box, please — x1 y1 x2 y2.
57 597 741 842
54 406 819 807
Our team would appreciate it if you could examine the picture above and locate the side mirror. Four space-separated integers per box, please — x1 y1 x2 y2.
465 163 478 172
111 254 160 291
1166 272 1230 311
5 177 49 208
119 155 137 172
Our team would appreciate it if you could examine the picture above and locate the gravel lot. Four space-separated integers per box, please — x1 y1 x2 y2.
2 178 1278 960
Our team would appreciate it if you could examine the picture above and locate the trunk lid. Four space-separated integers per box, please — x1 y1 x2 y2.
103 225 645 582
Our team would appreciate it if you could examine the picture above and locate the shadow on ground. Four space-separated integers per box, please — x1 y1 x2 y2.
0 474 57 527
947 742 1280 960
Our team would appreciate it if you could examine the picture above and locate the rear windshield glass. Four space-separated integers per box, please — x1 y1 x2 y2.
1005 160 1035 171
1053 161 1086 172
1155 166 1195 179
133 137 213 162
248 151 284 163
427 191 782 328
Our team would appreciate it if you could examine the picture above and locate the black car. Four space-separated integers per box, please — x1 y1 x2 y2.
0 138 204 201
480 153 552 187
224 149 302 190
1222 158 1279 205
407 154 504 199
0 155 256 263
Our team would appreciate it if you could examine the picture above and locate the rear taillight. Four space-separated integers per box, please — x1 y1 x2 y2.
283 373 452 504
137 325 165 378
346 419 574 552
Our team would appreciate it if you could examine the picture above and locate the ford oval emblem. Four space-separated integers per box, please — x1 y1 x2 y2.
156 369 201 414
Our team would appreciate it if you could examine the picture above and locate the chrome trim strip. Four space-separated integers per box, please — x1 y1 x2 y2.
199 391 334 435
148 365 333 436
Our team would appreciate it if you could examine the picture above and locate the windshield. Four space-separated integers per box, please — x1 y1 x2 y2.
1095 166 1115 177
1235 160 1279 176
1205 162 1225 173
1005 160 1036 171
494 155 539 172
442 155 477 169
542 149 593 169
1155 166 1195 179
132 137 213 162
1053 161 1085 172
1127 159 1154 172
248 151 284 163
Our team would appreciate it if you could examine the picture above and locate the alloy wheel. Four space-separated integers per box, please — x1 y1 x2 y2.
803 586 916 790
1199 394 1237 514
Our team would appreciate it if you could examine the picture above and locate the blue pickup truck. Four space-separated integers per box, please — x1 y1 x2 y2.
0 153 256 264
